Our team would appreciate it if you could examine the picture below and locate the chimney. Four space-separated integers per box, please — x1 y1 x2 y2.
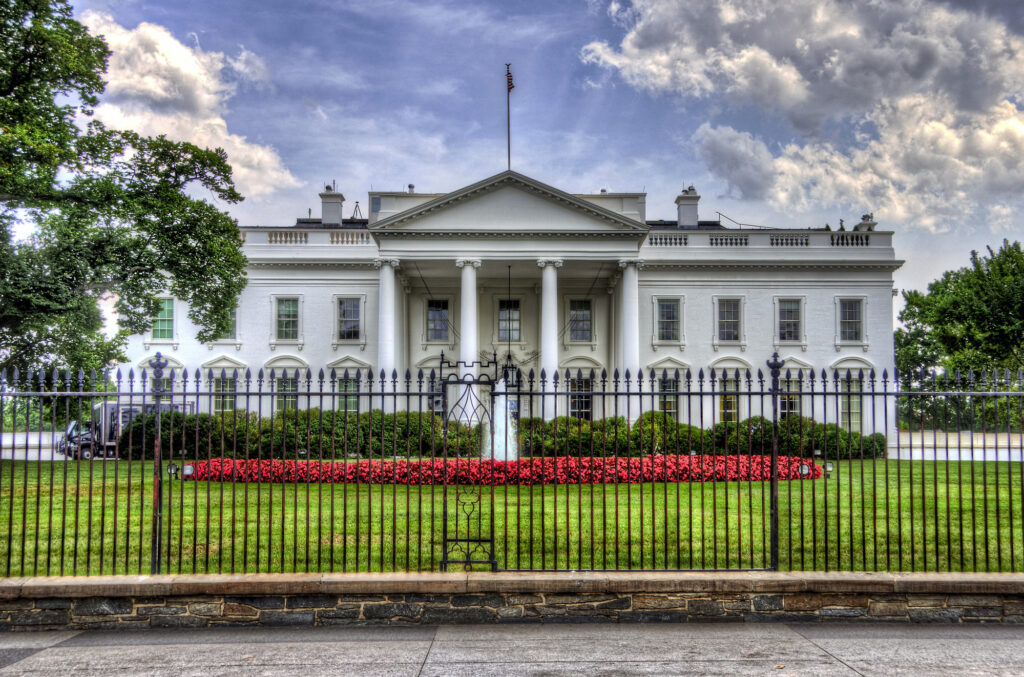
319 184 345 226
675 185 700 228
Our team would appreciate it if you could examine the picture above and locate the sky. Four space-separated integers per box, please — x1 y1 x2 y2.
70 0 1024 304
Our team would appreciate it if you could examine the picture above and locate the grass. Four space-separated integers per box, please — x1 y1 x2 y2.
0 458 1021 576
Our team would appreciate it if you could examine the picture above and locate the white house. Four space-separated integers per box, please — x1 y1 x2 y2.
122 170 902 430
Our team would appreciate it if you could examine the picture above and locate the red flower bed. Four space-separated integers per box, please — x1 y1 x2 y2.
188 455 821 485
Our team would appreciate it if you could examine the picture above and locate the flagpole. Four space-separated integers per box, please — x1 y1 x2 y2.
506 64 511 170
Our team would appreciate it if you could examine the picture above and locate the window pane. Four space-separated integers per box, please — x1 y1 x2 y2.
719 378 738 423
214 377 236 413
658 378 678 415
339 378 358 412
498 299 520 341
216 309 237 340
840 378 863 433
718 299 740 342
276 377 298 413
569 378 593 420
152 298 174 339
338 298 360 340
569 300 592 341
657 299 679 341
779 299 801 342
840 299 863 341
780 378 801 417
427 299 449 341
276 298 298 340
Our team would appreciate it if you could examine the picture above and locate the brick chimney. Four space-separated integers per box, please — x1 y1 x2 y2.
320 184 344 226
675 185 700 228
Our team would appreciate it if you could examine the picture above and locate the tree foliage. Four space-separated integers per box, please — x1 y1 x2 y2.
896 240 1024 375
0 0 247 375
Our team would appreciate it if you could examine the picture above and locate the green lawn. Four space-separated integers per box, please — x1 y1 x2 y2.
1 459 1021 576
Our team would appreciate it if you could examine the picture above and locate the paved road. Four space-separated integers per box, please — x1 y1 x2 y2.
2 623 1024 676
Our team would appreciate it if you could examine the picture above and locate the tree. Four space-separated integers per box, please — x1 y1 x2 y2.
0 0 246 376
896 240 1024 374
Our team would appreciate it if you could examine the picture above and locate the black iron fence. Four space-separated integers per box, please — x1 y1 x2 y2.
0 353 1021 577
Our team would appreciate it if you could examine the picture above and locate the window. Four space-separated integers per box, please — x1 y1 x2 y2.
337 298 360 340
151 377 173 403
568 300 592 342
338 379 358 412
658 378 678 416
779 378 801 417
719 378 738 423
426 300 449 342
657 299 680 342
216 309 237 340
778 300 801 342
569 378 593 420
840 379 863 433
840 299 863 341
276 377 298 413
718 299 740 342
276 298 299 340
213 377 236 413
152 298 174 340
498 299 520 342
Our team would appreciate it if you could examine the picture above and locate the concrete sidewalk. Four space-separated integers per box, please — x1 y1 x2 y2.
3 623 1024 676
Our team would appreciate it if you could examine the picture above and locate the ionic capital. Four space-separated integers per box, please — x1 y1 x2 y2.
455 257 482 269
373 257 400 269
536 258 564 268
617 258 644 270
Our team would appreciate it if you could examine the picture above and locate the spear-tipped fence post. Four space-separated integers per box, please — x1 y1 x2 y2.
148 352 169 575
766 351 785 571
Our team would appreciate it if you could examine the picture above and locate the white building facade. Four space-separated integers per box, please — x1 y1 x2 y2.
122 170 902 430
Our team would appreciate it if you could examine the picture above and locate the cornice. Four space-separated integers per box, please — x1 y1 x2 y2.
642 261 904 271
373 230 646 239
248 261 379 269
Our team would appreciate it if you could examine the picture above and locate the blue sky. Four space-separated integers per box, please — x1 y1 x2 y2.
72 0 1024 299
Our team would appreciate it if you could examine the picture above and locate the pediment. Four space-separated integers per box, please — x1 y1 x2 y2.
371 171 648 236
201 354 248 374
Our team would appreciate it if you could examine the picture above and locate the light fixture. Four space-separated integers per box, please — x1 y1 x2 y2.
166 463 179 479
799 463 810 476
825 462 834 472
813 449 822 457
689 450 698 456
182 464 195 479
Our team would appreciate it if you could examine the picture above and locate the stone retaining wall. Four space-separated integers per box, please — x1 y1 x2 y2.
1 572 1022 630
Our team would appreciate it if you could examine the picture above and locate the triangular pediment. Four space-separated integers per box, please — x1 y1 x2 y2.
371 171 648 235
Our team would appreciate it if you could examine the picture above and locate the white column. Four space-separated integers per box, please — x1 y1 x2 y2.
538 259 562 383
456 258 481 380
618 259 642 420
618 259 641 374
538 258 562 420
375 258 399 380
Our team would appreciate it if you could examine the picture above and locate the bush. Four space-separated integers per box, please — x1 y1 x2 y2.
590 416 630 456
629 411 708 456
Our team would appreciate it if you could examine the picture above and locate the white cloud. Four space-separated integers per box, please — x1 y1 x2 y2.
582 0 1024 231
228 46 270 88
82 11 297 199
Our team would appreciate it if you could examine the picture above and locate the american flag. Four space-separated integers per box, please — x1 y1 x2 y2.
506 67 514 92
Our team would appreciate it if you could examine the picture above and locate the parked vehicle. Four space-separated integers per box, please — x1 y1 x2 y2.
57 401 193 460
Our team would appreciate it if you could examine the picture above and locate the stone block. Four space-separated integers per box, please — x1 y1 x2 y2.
258 611 315 626
909 607 962 622
544 614 617 623
421 607 495 624
745 613 818 623
595 597 631 610
543 594 615 605
405 594 452 604
318 607 360 620
687 599 724 616
452 594 504 608
73 598 133 616
496 606 523 619
869 601 908 617
819 608 867 617
362 603 421 619
188 602 223 616
10 610 71 626
533 604 568 616
633 595 685 610
34 598 71 609
963 607 1002 618
752 595 783 611
1002 615 1024 624
949 595 1002 607
906 596 946 607
505 594 543 605
136 606 188 616
224 596 285 609
0 600 34 611
150 614 208 628
285 595 338 609
785 593 869 611
223 603 258 617
618 611 689 623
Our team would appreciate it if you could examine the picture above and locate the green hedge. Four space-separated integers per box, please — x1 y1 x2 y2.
116 410 887 460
